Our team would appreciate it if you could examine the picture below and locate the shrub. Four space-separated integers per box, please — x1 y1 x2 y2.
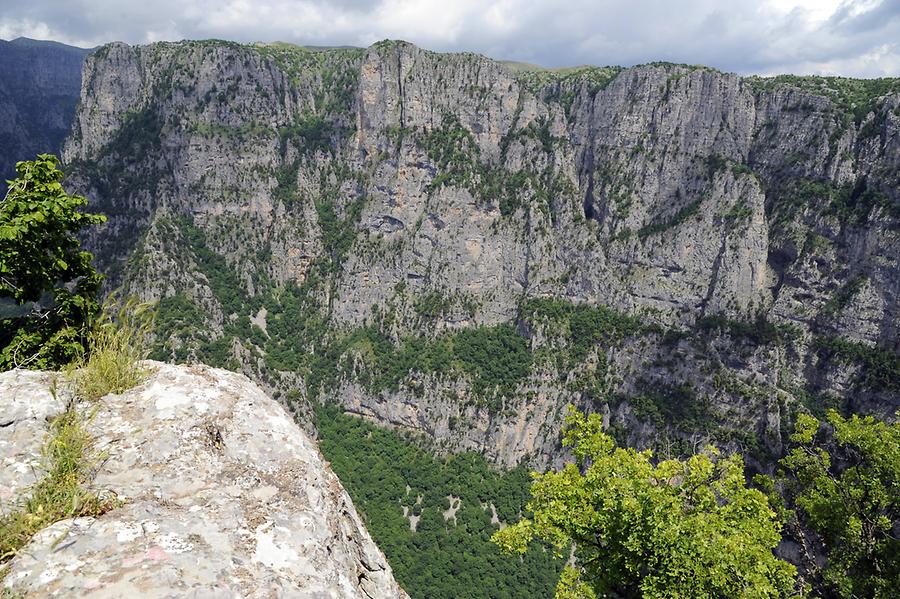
494 407 797 598
521 298 642 364
777 412 899 598
695 313 800 347
812 336 900 392
0 154 106 370
822 275 867 316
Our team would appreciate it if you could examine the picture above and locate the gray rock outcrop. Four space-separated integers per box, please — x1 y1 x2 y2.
1 362 407 598
53 40 900 467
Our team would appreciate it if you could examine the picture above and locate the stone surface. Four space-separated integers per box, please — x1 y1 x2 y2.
0 370 68 509
1 363 407 599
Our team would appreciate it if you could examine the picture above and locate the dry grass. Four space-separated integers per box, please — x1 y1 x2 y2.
0 294 151 586
0 399 114 567
68 294 155 401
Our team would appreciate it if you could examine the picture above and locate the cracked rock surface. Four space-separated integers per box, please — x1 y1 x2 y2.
1 362 407 599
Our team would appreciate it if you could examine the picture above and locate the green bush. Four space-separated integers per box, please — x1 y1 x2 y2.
744 75 900 126
695 313 800 347
301 323 533 407
775 177 898 227
454 324 532 399
494 407 797 598
812 336 900 392
637 199 702 238
522 298 642 364
822 276 867 316
0 154 106 370
627 380 712 432
778 412 899 598
278 113 334 155
176 216 246 316
422 113 482 192
415 291 452 319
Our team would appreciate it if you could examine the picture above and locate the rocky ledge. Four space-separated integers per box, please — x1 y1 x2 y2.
1 362 407 598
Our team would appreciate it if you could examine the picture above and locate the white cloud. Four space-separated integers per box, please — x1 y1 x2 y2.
0 17 95 48
767 0 844 22
0 0 898 77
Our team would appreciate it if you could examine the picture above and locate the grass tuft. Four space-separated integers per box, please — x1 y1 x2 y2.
0 294 149 585
0 396 114 568
68 294 155 401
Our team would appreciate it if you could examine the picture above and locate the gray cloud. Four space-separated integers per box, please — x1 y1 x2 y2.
1 0 898 77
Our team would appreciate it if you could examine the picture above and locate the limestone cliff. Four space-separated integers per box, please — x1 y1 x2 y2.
57 40 899 467
0 363 407 598
0 37 88 188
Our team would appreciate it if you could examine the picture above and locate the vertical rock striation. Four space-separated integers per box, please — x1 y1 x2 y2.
0 37 88 188
57 40 899 467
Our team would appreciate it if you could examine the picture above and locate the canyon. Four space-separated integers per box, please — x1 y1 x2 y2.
51 39 898 469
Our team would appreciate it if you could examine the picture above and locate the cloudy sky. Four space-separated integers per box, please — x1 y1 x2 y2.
1 0 899 77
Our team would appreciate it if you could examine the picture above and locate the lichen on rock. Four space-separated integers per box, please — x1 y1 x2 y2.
1 362 407 598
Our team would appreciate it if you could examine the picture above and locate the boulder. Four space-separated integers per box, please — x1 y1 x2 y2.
1 362 407 598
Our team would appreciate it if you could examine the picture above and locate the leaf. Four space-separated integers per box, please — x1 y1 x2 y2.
0 153 105 371
495 407 798 598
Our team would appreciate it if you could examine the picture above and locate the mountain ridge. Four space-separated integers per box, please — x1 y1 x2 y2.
43 38 900 470
0 37 89 189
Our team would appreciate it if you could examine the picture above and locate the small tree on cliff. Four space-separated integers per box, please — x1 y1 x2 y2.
492 407 797 598
0 154 106 370
775 411 899 598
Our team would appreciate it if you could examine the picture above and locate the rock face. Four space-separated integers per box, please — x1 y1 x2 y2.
56 40 899 467
0 363 407 598
0 37 88 188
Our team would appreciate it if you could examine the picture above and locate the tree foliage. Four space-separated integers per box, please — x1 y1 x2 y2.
316 404 564 599
493 407 797 598
0 154 106 369
778 411 899 598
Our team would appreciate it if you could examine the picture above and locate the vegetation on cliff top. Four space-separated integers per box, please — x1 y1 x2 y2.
0 155 151 575
745 74 900 125
0 394 116 569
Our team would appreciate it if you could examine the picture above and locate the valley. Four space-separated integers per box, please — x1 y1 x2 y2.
54 39 899 468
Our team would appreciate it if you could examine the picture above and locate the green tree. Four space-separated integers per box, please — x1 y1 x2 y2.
315 404 564 599
493 407 797 598
778 411 899 598
0 154 106 370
